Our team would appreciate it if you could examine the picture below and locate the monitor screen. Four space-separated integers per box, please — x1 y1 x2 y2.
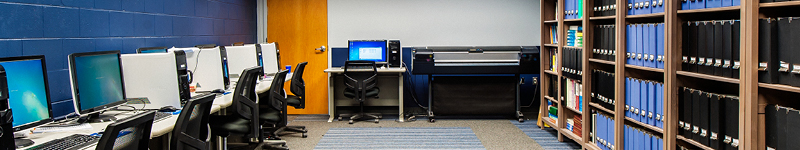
0 56 53 131
69 51 126 114
138 49 167 54
348 40 388 62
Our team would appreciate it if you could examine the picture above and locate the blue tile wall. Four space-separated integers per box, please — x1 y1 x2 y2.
0 0 257 118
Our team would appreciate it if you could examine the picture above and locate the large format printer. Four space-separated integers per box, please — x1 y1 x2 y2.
411 46 539 122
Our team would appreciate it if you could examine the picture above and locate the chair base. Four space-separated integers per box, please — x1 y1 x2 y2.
339 113 382 124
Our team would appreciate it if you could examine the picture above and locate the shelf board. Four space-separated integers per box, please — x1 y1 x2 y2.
564 18 583 22
676 71 740 84
542 117 559 128
544 20 559 23
758 82 800 93
677 135 714 150
589 58 615 65
544 70 559 75
584 143 602 150
544 44 558 47
545 96 559 104
589 102 614 116
560 128 584 144
625 64 665 73
624 117 664 134
566 105 583 115
564 46 583 49
589 15 615 20
677 6 740 14
760 1 800 7
626 13 665 19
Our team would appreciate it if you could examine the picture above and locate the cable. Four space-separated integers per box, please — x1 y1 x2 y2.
401 62 427 109
521 82 540 108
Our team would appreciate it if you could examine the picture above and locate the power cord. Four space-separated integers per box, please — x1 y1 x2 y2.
522 77 540 108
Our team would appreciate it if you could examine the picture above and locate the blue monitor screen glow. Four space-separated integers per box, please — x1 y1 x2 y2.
0 56 53 131
348 40 387 62
138 49 167 53
69 51 126 114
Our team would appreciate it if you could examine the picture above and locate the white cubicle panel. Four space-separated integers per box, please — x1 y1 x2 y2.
169 47 228 92
224 44 259 78
120 53 183 109
258 43 280 74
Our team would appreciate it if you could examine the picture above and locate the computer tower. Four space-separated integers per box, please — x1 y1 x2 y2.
0 64 7 109
173 51 191 104
0 65 12 150
218 47 231 90
388 40 401 67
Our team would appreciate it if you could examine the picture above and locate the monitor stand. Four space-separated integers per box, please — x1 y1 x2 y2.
78 113 117 123
15 138 33 148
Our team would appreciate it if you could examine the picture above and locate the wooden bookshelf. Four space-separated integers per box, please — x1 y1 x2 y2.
624 117 664 134
677 135 714 150
624 64 665 73
759 1 800 8
542 116 559 128
584 143 602 150
676 6 740 14
589 58 615 65
566 106 583 115
545 96 559 104
544 70 558 75
544 20 560 23
544 44 559 47
565 18 584 22
590 102 614 115
626 13 665 19
561 128 584 144
590 15 616 20
676 71 740 84
758 82 800 93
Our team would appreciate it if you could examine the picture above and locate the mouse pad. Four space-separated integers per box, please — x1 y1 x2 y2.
125 97 151 104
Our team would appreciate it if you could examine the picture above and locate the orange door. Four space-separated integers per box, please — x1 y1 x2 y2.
267 0 328 114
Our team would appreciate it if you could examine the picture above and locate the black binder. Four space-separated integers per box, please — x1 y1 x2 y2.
698 92 710 145
689 22 699 72
708 94 722 149
775 106 788 150
765 104 778 150
683 88 694 139
732 21 741 79
722 21 733 78
724 96 739 150
610 25 616 61
698 22 709 74
704 22 716 75
778 18 793 85
683 23 690 71
714 21 724 76
679 88 687 137
791 17 800 87
692 90 702 142
788 108 800 149
759 18 779 83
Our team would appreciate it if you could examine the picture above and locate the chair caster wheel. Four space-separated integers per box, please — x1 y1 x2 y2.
519 118 524 122
302 133 308 138
338 117 343 121
429 119 435 123
348 120 354 124
375 119 379 123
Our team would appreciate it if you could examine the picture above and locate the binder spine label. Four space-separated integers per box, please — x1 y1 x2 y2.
759 62 768 71
723 60 731 68
683 56 689 63
698 57 706 65
780 61 790 72
710 132 718 140
690 57 697 64
706 58 714 66
733 61 740 69
715 59 722 67
692 126 699 133
684 123 691 130
792 65 800 74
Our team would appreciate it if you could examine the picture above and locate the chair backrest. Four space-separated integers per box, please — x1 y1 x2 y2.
231 66 263 139
170 93 216 150
290 62 307 109
265 70 289 112
343 61 378 102
95 110 155 150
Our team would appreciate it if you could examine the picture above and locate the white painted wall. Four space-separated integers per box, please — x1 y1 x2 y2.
328 0 541 47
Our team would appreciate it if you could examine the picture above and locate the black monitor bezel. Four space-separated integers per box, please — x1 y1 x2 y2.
0 55 55 132
68 51 127 115
347 40 389 63
136 47 169 54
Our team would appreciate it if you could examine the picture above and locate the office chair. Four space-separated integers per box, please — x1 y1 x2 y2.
95 110 155 150
339 60 382 124
169 93 216 150
280 62 309 136
258 70 305 139
210 66 281 149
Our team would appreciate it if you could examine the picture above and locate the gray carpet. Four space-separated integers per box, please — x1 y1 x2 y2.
511 120 582 149
314 127 484 150
280 115 545 150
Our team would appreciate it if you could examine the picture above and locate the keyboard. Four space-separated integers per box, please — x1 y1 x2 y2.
26 134 100 150
33 123 93 133
154 112 172 123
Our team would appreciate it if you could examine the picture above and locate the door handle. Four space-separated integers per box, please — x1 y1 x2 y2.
315 46 326 53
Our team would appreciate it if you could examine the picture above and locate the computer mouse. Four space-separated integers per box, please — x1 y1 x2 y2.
211 89 225 94
159 106 178 112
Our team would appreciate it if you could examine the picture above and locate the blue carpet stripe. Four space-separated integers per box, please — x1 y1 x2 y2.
512 120 582 150
315 127 486 150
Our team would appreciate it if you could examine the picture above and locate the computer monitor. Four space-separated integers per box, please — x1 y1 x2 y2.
348 40 388 63
68 51 127 123
136 47 168 54
224 45 260 78
0 56 54 147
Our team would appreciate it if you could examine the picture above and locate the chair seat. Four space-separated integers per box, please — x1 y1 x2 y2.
259 108 281 123
344 87 380 99
287 96 301 108
209 115 251 135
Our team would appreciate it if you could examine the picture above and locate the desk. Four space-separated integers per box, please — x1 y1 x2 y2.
324 67 405 122
20 74 292 149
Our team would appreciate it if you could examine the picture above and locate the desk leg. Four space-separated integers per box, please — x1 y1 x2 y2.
398 73 404 122
328 73 335 122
